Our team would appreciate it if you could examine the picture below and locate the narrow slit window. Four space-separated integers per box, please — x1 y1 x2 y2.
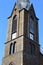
9 43 13 55
13 41 16 53
31 44 35 55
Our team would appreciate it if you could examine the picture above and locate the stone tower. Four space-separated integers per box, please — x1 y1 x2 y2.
2 0 42 65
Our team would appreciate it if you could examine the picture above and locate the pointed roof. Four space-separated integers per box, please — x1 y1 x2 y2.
29 4 39 20
8 2 39 20
8 3 17 19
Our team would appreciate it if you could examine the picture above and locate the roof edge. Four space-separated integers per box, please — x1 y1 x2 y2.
7 2 16 19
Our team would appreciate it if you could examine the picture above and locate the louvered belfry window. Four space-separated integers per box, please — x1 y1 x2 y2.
12 15 17 39
29 18 34 40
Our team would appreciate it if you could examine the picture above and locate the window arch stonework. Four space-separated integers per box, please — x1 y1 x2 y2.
9 62 14 65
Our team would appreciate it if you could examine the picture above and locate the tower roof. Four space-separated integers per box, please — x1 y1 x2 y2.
17 0 31 10
8 0 39 20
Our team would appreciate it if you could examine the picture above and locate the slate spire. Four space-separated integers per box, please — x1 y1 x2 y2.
17 0 31 10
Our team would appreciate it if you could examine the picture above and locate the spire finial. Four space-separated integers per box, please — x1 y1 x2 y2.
17 0 31 10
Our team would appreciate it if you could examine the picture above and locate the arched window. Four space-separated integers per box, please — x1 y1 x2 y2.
12 15 17 39
9 43 13 55
9 42 16 55
30 18 34 33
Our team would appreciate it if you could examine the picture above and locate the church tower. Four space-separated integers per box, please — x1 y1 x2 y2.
2 0 41 65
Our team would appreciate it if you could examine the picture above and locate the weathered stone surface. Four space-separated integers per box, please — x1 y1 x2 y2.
2 3 43 65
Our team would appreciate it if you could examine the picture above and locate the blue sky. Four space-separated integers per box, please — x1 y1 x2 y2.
0 0 43 65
